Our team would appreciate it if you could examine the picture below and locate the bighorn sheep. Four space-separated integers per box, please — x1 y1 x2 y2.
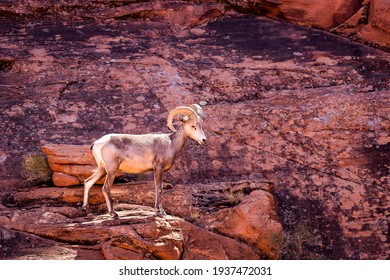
82 104 206 217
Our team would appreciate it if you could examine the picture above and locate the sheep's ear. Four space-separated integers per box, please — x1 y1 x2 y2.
179 116 189 123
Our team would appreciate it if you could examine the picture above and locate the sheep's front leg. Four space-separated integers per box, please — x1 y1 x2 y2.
153 165 166 216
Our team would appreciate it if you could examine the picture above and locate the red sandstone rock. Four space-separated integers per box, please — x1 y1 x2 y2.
41 144 122 186
226 0 390 48
50 163 97 177
2 0 389 47
357 0 390 48
204 190 283 259
42 144 96 186
0 180 280 259
0 1 389 260
4 183 192 218
52 172 80 187
227 0 362 28
0 203 262 259
42 144 95 165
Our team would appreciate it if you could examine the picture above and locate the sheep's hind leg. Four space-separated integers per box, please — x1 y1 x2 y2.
82 166 106 212
102 169 119 219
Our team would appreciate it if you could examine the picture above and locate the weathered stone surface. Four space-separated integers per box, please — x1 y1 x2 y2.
0 225 93 260
41 144 122 186
52 172 81 187
0 1 389 259
227 0 363 28
204 190 282 259
226 0 390 48
42 144 96 186
357 0 390 48
0 0 225 31
42 144 95 165
0 181 274 259
50 163 97 177
4 183 184 216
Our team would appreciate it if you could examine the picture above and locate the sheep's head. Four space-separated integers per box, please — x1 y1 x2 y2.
167 104 206 145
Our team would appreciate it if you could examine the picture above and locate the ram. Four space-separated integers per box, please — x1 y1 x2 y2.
82 104 206 217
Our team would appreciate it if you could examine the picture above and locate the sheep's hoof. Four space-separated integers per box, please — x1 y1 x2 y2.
109 211 119 219
156 209 167 217
80 205 90 212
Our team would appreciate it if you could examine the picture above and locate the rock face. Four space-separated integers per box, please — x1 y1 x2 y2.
0 1 389 259
0 208 260 260
227 0 363 28
41 144 125 186
0 1 389 47
204 189 282 259
0 181 281 260
42 144 97 186
226 0 390 49
355 0 390 48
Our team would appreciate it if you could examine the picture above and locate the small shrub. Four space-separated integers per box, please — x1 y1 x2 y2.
189 206 202 219
271 222 322 260
223 187 244 206
21 153 52 185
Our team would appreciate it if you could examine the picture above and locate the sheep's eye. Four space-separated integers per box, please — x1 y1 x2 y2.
192 125 197 130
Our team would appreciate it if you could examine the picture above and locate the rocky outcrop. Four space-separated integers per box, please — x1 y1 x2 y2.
226 0 390 48
354 0 390 48
0 181 282 259
227 0 363 28
41 144 125 186
42 144 97 186
0 0 389 47
1 1 389 259
0 0 225 32
0 207 260 260
203 189 282 259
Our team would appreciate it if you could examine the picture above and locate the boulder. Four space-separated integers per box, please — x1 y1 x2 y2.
204 190 283 259
42 144 95 165
0 204 262 260
227 0 363 28
41 144 95 186
52 172 81 187
0 180 282 259
41 144 121 186
357 0 390 48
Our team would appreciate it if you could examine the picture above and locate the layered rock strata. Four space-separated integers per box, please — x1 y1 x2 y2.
0 1 389 259
0 181 282 259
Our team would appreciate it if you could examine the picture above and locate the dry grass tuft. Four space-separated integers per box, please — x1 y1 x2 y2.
21 153 52 185
271 222 323 259
223 186 244 206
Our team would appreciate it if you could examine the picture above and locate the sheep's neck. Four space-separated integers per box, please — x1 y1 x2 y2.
170 127 188 155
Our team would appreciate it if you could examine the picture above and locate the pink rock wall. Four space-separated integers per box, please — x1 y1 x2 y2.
0 0 389 259
357 0 390 48
227 0 363 28
226 0 390 48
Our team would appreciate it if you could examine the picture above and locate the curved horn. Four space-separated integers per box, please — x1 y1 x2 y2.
189 104 204 119
167 106 198 132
